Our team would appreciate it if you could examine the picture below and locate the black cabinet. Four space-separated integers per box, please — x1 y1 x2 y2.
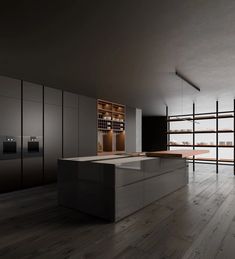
44 87 62 183
22 82 43 188
63 92 78 158
0 76 21 193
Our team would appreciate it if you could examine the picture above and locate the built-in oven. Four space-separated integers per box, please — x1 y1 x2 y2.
27 136 39 153
3 137 17 154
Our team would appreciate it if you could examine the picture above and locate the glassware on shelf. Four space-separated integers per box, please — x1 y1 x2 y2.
197 142 208 146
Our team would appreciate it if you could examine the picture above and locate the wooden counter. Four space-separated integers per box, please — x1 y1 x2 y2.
146 149 209 158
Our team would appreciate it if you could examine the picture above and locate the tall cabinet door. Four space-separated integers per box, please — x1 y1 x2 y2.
44 87 62 183
63 92 78 158
0 76 21 193
22 82 43 188
78 95 97 156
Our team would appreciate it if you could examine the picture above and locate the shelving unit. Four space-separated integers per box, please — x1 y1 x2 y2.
97 99 125 154
166 101 235 174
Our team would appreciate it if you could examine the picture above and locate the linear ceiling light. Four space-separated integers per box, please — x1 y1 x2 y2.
175 70 200 92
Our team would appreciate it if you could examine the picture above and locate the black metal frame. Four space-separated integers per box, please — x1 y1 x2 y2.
234 99 235 175
216 101 218 174
193 103 195 171
166 106 170 150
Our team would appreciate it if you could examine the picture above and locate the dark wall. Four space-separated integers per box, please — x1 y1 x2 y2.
142 116 167 152
44 87 62 183
0 76 97 193
78 95 97 156
63 92 79 158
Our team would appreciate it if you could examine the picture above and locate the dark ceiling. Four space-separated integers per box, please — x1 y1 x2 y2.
1 0 235 115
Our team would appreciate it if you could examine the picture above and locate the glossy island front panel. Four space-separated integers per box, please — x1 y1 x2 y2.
58 156 188 221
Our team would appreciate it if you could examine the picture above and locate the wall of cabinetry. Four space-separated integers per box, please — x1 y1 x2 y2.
0 75 98 193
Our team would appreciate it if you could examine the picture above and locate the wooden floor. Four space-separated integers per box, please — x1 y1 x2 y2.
1 164 235 259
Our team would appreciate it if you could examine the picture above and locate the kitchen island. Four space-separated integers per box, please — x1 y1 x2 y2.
58 150 208 221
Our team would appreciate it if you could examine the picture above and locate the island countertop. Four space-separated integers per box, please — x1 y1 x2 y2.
93 156 155 165
60 154 128 162
146 149 209 158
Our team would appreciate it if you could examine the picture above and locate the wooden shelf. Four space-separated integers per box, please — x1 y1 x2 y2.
218 158 234 162
167 130 234 134
112 110 125 115
167 117 193 122
217 130 234 133
168 114 234 122
168 144 234 148
98 108 112 113
194 115 215 120
167 131 193 134
98 129 112 132
187 157 234 163
217 145 234 148
217 114 234 119
187 157 216 162
98 118 112 122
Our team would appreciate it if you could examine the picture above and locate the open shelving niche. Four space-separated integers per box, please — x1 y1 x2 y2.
166 101 235 174
97 99 125 154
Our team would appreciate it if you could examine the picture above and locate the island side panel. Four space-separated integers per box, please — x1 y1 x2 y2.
58 160 116 221
143 165 188 206
114 157 188 222
115 162 144 221
143 157 188 206
58 160 79 209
